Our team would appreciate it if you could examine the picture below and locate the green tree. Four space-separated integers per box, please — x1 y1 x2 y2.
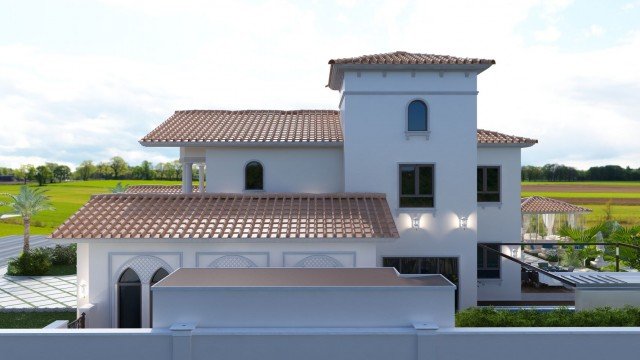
95 162 113 179
34 165 52 186
110 156 128 179
25 165 37 184
608 226 640 270
44 162 59 183
53 165 71 183
76 160 97 181
0 186 54 253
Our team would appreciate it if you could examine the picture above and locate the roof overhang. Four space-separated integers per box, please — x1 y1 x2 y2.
477 142 537 149
328 63 494 90
139 140 344 148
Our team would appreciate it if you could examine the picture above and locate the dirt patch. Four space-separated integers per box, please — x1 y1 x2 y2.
522 184 640 193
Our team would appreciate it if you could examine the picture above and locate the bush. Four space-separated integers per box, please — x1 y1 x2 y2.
456 307 640 327
7 249 52 276
50 244 77 265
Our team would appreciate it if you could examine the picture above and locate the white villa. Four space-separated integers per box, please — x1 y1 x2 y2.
51 51 539 328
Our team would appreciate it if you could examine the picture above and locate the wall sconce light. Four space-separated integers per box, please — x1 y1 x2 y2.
79 281 87 299
411 214 421 230
459 216 468 230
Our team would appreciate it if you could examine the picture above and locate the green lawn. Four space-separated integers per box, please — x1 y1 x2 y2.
521 191 640 199
0 180 182 236
0 311 76 329
521 181 640 227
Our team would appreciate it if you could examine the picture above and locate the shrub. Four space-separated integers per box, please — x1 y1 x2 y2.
50 244 77 265
456 307 640 327
7 249 52 276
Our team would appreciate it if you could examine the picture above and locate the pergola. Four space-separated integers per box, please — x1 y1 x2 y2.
521 196 592 241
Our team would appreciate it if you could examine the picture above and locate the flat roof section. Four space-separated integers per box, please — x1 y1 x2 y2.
153 267 453 288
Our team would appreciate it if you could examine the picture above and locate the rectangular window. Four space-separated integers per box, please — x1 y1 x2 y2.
399 164 434 208
383 257 459 309
477 244 501 279
477 166 500 202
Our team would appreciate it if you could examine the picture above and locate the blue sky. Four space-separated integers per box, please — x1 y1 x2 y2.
0 0 639 169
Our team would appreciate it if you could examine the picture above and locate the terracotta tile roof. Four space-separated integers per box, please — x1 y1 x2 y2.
124 185 197 194
329 51 496 66
521 196 592 214
51 193 399 240
140 110 343 145
142 109 534 147
477 129 538 147
328 51 495 89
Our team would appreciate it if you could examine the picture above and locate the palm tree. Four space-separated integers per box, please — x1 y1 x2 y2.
110 182 128 193
0 186 54 253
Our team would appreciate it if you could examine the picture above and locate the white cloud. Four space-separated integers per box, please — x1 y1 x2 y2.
585 24 605 38
0 0 638 170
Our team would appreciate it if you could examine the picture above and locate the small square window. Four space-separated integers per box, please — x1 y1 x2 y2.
399 164 434 208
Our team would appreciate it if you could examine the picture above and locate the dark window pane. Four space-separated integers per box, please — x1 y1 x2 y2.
477 247 484 268
421 258 438 274
151 268 170 285
383 258 400 272
486 245 501 268
477 269 500 279
408 100 428 131
477 168 484 191
478 193 500 202
400 165 416 195
486 168 499 191
401 258 420 274
119 268 140 283
400 196 433 208
245 161 263 190
418 166 433 195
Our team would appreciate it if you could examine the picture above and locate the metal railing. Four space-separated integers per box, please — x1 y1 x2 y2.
478 242 640 288
67 312 86 329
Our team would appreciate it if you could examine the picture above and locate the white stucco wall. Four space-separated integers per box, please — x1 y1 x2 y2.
152 281 455 328
340 70 479 309
203 146 344 193
477 146 523 301
73 239 380 328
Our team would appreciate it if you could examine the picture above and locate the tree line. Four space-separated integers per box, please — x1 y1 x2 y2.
522 164 640 182
0 157 197 185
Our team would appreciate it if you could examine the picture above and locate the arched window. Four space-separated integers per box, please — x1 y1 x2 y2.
149 268 170 327
118 268 141 328
245 161 263 190
407 100 428 131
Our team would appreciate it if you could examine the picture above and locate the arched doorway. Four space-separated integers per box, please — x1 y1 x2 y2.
118 268 141 328
149 268 170 327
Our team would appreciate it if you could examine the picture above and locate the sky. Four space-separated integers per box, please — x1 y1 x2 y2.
0 0 639 170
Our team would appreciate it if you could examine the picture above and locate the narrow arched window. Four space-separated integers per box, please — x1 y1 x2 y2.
118 268 141 328
407 100 428 131
245 161 263 190
149 268 169 327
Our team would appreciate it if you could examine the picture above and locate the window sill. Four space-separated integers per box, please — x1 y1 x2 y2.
396 208 437 216
244 189 265 193
478 202 502 209
405 131 430 140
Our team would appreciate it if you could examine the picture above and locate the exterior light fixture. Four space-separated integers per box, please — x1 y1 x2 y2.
411 214 421 230
79 281 87 299
459 216 468 230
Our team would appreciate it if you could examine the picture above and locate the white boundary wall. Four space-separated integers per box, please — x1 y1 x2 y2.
1 326 640 360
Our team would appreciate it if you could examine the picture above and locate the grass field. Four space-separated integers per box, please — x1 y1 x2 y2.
1 180 638 236
0 180 181 237
0 311 76 329
522 181 640 226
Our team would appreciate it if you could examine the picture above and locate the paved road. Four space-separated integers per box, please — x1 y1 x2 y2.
0 235 55 267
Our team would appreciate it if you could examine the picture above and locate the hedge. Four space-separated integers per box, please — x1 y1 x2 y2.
456 307 640 327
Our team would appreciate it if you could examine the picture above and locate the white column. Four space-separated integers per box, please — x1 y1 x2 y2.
182 162 193 193
198 164 205 193
141 283 151 328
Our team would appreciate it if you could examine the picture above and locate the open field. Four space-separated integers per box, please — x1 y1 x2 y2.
0 180 182 236
522 181 640 226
